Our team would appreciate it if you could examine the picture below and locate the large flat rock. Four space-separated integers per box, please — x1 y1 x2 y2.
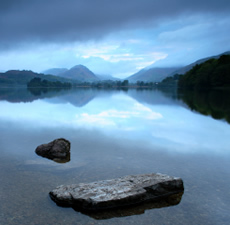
50 173 184 211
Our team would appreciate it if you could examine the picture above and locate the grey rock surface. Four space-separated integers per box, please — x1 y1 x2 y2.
50 173 184 211
35 138 70 162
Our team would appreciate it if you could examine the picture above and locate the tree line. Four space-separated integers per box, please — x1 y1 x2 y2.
178 55 230 89
27 77 72 88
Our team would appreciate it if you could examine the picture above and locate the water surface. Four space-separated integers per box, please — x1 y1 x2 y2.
0 88 230 225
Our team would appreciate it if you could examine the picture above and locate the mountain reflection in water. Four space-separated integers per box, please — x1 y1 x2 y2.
0 87 230 225
178 89 230 124
1 87 230 124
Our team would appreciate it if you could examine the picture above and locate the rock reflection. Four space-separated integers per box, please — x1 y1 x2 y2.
35 151 71 163
73 192 183 220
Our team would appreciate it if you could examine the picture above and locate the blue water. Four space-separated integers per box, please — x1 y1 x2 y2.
0 88 230 225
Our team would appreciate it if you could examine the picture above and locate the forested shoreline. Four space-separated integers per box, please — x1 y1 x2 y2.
178 55 230 89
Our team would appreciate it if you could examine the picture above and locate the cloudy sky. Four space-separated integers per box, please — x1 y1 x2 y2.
0 0 230 78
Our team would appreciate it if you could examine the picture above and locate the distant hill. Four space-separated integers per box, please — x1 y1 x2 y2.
43 68 68 76
127 67 180 83
0 70 74 87
96 74 121 81
57 65 99 82
44 66 120 82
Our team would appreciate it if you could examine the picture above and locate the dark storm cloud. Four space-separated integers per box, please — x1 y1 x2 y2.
0 0 230 49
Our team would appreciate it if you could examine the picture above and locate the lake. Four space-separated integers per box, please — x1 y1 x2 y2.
0 87 230 225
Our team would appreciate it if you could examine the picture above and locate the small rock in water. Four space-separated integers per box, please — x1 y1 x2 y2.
35 138 70 162
50 173 184 211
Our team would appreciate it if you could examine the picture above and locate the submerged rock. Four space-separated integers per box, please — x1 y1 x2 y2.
50 173 184 212
35 138 70 162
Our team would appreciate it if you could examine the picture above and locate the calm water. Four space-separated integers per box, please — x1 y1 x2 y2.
0 87 230 225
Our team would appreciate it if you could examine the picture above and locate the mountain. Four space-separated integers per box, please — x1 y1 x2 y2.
0 70 74 87
170 51 230 76
58 65 99 82
127 67 180 83
43 68 68 76
127 51 230 83
96 74 121 81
